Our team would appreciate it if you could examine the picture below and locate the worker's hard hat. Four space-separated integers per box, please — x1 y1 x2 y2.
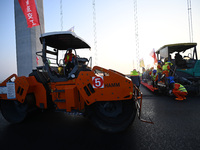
153 69 157 74
67 48 73 52
170 80 175 84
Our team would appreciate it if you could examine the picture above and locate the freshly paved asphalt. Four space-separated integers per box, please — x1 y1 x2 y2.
0 85 200 150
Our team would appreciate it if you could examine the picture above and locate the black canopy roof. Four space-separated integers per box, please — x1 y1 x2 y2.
156 43 197 54
40 31 91 50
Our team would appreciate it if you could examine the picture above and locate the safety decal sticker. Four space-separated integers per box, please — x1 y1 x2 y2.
92 76 104 88
6 82 16 99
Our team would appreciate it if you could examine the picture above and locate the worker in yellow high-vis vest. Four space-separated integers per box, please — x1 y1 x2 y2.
162 61 171 77
130 69 140 88
151 69 158 89
170 81 188 101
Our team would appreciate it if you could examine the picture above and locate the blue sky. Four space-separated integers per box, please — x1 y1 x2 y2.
0 0 200 80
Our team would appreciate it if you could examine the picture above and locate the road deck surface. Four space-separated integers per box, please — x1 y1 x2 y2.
0 85 200 150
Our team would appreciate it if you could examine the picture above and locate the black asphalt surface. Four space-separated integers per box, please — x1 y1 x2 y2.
0 85 200 150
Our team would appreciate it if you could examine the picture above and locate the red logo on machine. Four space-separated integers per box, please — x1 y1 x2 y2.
92 76 104 88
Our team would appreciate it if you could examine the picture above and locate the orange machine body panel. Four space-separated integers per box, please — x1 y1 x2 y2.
76 66 133 105
0 66 133 112
50 80 83 112
49 66 133 112
0 74 47 109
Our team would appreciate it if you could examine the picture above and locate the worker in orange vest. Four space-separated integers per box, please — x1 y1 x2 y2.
170 81 188 101
157 61 162 82
64 49 76 63
64 49 76 73
149 67 154 76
